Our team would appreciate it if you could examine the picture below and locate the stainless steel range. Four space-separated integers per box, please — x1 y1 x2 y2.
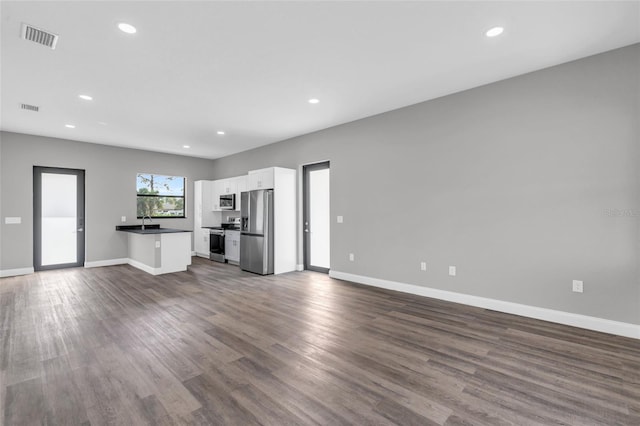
209 218 241 263
209 228 225 262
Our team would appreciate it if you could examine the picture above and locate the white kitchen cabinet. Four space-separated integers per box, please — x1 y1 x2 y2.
271 168 296 274
195 228 210 258
219 179 237 195
211 180 221 211
235 175 247 211
201 180 213 212
194 180 214 257
247 168 274 190
224 230 240 264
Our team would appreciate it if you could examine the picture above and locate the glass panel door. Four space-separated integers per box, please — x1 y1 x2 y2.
303 161 330 273
41 173 77 265
34 167 85 271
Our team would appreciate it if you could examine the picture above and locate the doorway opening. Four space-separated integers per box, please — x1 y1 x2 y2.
33 166 85 271
303 161 330 273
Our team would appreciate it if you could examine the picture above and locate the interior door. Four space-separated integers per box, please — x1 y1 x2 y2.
33 166 85 271
303 161 330 273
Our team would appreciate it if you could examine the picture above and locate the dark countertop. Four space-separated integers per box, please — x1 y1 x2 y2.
116 225 192 234
202 224 241 231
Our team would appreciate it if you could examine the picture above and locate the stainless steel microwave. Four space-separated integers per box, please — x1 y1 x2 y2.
220 193 235 210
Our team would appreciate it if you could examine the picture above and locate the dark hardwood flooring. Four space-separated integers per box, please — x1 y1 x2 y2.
1 257 639 425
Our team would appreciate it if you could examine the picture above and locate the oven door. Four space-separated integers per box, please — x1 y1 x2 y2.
209 231 225 262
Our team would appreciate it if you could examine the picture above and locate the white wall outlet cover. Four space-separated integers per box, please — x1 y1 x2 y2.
155 241 161 248
4 217 21 224
449 266 456 276
420 262 427 271
121 216 127 222
349 253 355 261
337 215 344 223
572 280 584 293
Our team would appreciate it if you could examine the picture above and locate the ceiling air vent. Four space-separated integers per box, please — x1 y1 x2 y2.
20 103 39 112
21 23 58 49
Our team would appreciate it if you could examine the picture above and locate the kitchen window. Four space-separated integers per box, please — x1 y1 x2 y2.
136 173 185 218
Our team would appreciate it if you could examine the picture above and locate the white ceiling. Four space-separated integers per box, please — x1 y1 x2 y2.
1 1 639 159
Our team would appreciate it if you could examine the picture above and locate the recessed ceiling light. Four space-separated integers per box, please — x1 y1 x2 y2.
217 131 225 135
183 145 190 149
118 23 137 34
78 94 93 101
485 27 504 37
65 124 76 128
308 98 320 104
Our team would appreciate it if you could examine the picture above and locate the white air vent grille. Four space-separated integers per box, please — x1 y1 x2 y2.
20 103 39 112
21 23 58 49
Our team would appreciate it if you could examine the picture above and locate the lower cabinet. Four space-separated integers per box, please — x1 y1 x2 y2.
195 228 210 258
225 230 240 264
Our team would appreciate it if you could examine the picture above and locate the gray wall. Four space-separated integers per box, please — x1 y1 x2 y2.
0 132 215 268
211 44 640 324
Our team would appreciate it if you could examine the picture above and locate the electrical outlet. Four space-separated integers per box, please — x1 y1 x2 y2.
572 280 583 293
349 253 355 261
449 266 456 276
337 216 344 223
121 216 126 222
420 262 427 271
155 241 161 249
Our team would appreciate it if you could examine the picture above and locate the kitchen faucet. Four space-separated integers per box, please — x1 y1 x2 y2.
141 215 153 230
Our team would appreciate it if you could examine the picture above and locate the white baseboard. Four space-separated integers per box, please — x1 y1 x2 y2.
0 267 35 278
127 259 161 275
296 264 304 271
4 257 189 276
84 258 128 268
125 258 187 275
191 251 197 256
329 270 640 340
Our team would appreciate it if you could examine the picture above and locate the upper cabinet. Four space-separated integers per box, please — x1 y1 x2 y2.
247 168 275 190
211 176 247 211
201 180 213 212
235 176 247 211
211 180 221 211
218 179 237 195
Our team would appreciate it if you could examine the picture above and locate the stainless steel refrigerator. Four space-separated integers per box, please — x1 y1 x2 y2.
240 189 274 275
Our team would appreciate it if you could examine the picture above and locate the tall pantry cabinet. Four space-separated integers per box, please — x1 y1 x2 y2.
193 180 214 257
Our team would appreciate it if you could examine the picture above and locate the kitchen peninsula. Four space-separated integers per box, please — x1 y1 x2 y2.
116 225 192 275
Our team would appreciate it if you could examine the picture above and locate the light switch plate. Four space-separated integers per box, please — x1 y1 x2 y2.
155 241 161 248
4 217 21 224
337 216 344 223
121 216 127 222
572 280 583 293
449 266 456 276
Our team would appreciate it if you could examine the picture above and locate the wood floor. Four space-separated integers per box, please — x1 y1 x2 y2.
1 258 639 425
